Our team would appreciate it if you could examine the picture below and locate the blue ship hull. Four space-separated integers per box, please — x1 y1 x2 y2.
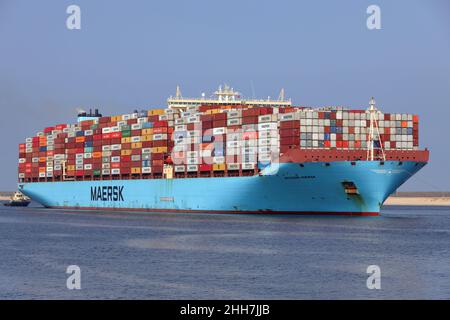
19 161 426 216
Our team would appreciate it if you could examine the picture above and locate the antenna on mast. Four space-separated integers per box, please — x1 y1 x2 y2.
366 97 386 161
278 88 285 101
175 85 182 98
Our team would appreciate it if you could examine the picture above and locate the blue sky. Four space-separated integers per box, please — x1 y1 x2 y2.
0 0 449 191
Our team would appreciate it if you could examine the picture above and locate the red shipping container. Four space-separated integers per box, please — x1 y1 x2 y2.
121 155 131 162
152 166 163 173
242 108 260 117
131 130 141 136
213 113 227 121
153 127 167 134
153 140 167 147
213 120 226 127
154 120 168 128
280 128 300 137
152 153 164 160
202 121 213 129
280 136 300 145
201 114 214 122
121 168 131 174
121 162 131 168
75 170 84 177
242 116 258 125
280 121 300 129
200 164 212 171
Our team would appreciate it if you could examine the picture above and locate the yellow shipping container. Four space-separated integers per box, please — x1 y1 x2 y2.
131 142 142 149
141 135 152 142
147 109 165 116
142 128 153 135
213 164 226 171
206 109 221 114
131 167 141 174
121 137 131 143
93 152 102 158
121 149 132 156
151 147 167 153
67 165 75 171
112 115 123 121
75 136 85 143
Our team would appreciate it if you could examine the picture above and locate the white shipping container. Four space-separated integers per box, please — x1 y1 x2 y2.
227 118 241 126
152 134 167 141
186 158 198 165
213 127 226 135
187 165 198 172
102 169 111 175
242 163 255 170
257 122 277 131
111 144 121 150
227 163 240 170
142 167 152 174
227 110 242 118
111 169 121 175
175 165 185 172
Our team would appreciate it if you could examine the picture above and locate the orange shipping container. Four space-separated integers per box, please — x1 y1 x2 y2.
132 167 141 174
131 142 142 149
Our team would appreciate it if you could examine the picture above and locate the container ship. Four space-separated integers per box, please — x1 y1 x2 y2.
17 85 429 216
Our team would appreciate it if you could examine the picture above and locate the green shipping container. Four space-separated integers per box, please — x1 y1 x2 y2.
122 130 131 137
93 169 101 176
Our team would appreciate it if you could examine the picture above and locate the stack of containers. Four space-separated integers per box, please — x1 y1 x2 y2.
18 105 420 182
257 112 279 169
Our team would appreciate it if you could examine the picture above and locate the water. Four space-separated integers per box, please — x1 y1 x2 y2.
1 203 450 299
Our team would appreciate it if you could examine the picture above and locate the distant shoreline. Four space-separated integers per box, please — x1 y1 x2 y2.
2 192 450 207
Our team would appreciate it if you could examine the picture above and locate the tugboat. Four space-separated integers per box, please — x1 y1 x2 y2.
4 192 31 207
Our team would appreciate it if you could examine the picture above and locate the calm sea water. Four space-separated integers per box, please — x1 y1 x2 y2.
0 203 449 299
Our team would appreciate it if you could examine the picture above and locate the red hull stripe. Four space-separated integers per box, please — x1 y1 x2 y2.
48 206 379 217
